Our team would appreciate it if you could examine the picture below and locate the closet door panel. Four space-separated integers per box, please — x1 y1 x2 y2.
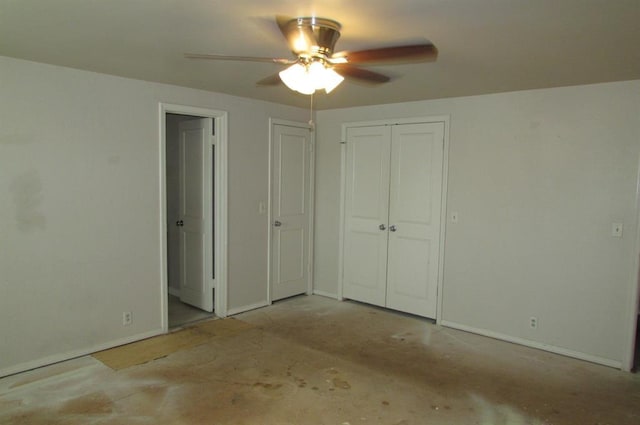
386 123 444 318
343 126 391 307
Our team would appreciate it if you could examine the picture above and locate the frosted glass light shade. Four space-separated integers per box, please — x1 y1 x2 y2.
279 63 315 95
308 61 327 90
279 61 344 95
322 68 344 93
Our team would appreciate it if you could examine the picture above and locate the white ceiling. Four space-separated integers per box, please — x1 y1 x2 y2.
1 0 639 110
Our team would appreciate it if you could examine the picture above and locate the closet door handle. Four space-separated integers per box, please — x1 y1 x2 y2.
379 224 386 231
389 225 397 232
176 220 184 227
274 220 282 227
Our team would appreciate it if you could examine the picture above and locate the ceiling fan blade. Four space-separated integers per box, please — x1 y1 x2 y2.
334 43 437 64
184 53 292 64
333 65 390 84
257 73 283 86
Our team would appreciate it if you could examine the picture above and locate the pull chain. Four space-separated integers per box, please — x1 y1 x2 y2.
308 93 315 129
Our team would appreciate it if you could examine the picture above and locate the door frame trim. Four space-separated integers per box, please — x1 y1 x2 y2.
267 118 315 304
621 153 640 371
159 103 229 332
338 116 450 322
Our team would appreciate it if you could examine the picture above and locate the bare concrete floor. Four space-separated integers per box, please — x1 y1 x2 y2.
1 295 639 424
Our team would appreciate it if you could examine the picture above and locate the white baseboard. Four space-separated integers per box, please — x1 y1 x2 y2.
168 286 180 297
312 290 340 300
440 320 622 370
0 328 165 378
227 301 270 316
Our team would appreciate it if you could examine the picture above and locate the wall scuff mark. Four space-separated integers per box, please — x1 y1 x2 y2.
9 170 46 232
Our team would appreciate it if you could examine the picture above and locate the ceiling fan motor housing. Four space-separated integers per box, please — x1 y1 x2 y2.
287 17 341 59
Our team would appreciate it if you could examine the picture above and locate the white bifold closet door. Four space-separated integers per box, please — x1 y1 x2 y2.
343 125 392 307
343 122 444 318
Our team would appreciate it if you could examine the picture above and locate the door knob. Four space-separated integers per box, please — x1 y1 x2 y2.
389 225 397 232
379 224 386 231
176 220 184 227
274 220 282 227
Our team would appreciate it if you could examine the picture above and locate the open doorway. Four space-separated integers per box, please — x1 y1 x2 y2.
166 113 215 328
161 104 228 332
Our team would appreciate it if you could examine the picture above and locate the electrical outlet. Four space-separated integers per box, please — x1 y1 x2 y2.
529 316 538 329
122 311 133 326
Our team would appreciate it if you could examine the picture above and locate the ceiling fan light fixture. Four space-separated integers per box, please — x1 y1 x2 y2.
308 61 328 89
321 68 344 93
279 63 314 94
279 60 344 95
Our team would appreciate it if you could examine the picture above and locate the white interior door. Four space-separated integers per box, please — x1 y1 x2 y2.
385 123 444 317
342 126 391 307
178 118 213 312
271 123 311 301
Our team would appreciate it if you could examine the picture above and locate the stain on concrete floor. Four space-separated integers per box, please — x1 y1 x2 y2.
1 295 639 424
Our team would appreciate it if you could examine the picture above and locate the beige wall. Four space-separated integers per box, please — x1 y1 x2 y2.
0 56 307 376
314 81 640 367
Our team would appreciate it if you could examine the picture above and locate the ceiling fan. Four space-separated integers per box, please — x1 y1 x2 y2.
184 16 438 95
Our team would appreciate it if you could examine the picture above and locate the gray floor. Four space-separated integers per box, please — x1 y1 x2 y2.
168 293 215 328
1 295 639 424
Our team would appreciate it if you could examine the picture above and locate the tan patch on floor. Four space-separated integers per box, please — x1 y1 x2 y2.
92 317 253 370
194 316 254 337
